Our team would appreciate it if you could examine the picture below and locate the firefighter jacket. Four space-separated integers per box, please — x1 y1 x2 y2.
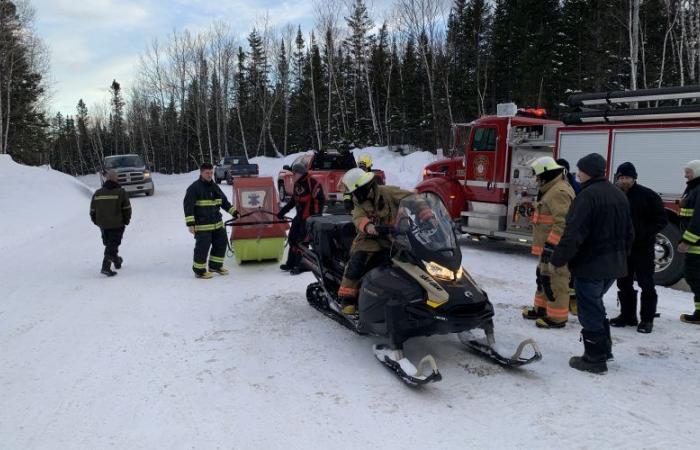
279 174 325 220
183 178 236 232
680 177 700 253
90 180 132 229
531 175 574 257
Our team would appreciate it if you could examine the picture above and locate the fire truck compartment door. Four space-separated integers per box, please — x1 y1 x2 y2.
558 131 609 171
612 128 700 197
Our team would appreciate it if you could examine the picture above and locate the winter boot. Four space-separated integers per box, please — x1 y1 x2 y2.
680 309 700 324
290 266 304 275
195 271 214 279
637 291 657 333
101 258 117 277
339 296 358 315
610 290 638 327
280 264 292 271
569 329 608 374
535 317 566 329
604 319 614 361
112 255 123 269
522 306 546 320
211 267 229 276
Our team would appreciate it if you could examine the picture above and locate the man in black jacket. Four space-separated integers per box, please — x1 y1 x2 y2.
277 163 325 274
611 162 668 333
183 163 239 279
90 170 132 276
679 160 700 324
550 153 634 374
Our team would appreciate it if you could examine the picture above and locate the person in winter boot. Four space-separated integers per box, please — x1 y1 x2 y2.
90 170 132 276
522 157 575 329
338 168 433 315
612 162 668 333
278 162 325 274
679 160 700 324
183 163 239 279
550 153 634 374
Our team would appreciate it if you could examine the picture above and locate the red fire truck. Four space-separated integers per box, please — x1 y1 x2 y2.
417 87 700 286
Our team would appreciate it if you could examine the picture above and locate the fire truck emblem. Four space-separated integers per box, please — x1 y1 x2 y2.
473 155 489 181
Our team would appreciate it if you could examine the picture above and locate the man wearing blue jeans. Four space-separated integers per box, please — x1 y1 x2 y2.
550 153 634 374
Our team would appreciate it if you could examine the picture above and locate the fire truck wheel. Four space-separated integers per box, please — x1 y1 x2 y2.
654 223 684 287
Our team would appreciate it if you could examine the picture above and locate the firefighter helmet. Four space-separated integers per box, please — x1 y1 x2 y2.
342 168 375 193
530 156 564 176
358 153 373 171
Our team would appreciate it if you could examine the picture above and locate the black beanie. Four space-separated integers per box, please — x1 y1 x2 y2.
615 162 638 179
556 158 570 172
577 153 606 178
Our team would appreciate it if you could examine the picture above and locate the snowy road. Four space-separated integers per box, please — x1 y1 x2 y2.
1 159 699 449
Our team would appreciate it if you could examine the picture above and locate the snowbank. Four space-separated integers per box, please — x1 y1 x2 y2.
251 146 439 190
0 154 93 251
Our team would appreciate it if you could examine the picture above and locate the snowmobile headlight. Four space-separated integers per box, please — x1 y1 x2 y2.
455 266 464 280
424 261 457 281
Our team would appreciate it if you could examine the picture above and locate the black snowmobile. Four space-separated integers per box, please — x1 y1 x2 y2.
299 194 541 386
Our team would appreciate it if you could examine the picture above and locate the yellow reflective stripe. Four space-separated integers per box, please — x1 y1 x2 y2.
681 208 694 217
209 256 225 263
95 195 119 200
185 215 195 224
193 262 207 269
194 221 224 232
683 230 700 243
195 199 222 207
687 245 700 255
695 302 700 310
228 207 236 215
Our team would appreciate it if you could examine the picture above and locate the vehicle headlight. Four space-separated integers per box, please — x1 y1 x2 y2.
143 171 151 179
424 261 463 281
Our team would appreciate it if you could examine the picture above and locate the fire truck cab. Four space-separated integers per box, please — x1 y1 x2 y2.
416 104 560 243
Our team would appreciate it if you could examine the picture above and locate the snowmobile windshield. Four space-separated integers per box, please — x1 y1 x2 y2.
394 194 460 268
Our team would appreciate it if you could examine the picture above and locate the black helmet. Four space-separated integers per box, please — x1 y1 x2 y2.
291 162 308 175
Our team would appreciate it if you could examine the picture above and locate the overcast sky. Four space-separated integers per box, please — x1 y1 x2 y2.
32 0 394 116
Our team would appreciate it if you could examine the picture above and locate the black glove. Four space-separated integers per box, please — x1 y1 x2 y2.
540 242 555 264
231 210 240 220
344 198 354 213
277 211 285 220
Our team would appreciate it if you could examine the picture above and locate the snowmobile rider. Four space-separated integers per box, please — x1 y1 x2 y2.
183 162 239 279
343 153 379 213
90 170 132 277
338 168 434 315
522 157 575 329
612 162 667 333
277 162 325 274
549 153 634 374
679 160 700 325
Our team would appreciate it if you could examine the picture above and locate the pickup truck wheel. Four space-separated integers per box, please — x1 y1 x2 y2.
654 223 684 286
146 188 154 196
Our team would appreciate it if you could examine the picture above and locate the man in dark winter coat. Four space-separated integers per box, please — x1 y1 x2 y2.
90 170 132 276
277 162 325 274
679 160 700 325
612 162 668 333
550 153 634 374
184 163 239 279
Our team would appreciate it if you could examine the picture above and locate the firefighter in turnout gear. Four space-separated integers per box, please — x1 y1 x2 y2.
679 160 700 324
90 170 132 276
522 157 575 328
338 168 432 315
277 162 325 274
343 153 377 213
183 163 239 279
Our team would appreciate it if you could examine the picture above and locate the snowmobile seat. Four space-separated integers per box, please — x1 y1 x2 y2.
307 214 357 262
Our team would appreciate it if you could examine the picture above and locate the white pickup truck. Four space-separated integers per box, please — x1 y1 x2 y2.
101 154 154 196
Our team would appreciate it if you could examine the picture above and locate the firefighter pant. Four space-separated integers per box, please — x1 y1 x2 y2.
339 236 391 299
534 262 571 323
617 244 657 321
685 253 700 312
101 227 125 260
193 228 228 274
284 217 307 268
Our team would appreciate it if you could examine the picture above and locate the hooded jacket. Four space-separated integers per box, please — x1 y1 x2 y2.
90 180 131 229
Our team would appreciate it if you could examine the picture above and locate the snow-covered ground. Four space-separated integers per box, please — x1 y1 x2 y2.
1 150 698 449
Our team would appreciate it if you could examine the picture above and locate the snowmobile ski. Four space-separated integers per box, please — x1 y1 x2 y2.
373 344 441 386
458 330 542 367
